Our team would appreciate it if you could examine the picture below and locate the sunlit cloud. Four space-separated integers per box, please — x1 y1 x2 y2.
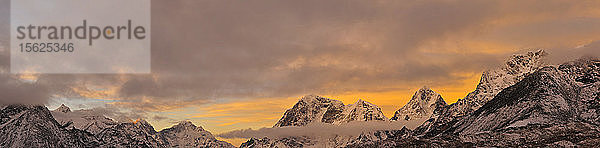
17 70 40 82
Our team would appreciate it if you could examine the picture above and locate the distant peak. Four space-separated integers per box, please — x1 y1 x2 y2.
414 87 439 99
391 87 446 121
353 99 376 107
175 120 197 128
54 104 71 113
300 94 320 102
418 86 433 92
356 99 365 103
511 49 545 57
503 49 546 71
298 95 343 105
526 49 546 57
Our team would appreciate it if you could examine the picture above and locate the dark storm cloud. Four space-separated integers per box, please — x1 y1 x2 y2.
142 0 505 99
1 0 600 109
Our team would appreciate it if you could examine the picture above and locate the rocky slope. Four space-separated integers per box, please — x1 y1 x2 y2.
390 86 447 122
0 105 98 147
447 50 546 117
447 65 600 147
415 49 546 136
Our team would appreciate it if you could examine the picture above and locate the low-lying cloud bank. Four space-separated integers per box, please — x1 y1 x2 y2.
217 119 427 139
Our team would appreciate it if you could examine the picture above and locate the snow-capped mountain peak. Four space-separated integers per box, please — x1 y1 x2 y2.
55 104 71 113
274 95 388 127
158 120 234 148
274 95 345 127
336 99 388 124
299 94 327 103
51 106 118 135
353 99 374 107
173 120 199 129
390 86 447 121
447 49 546 117
412 50 548 137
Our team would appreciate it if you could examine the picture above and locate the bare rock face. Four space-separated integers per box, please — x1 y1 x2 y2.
390 86 447 122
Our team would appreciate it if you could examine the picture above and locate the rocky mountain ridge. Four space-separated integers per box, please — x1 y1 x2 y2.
3 50 599 147
415 49 547 136
243 88 446 148
240 50 600 147
0 104 234 148
390 86 447 122
344 56 600 147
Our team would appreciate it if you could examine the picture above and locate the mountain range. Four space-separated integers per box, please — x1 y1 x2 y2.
240 50 600 147
0 104 234 147
3 49 600 147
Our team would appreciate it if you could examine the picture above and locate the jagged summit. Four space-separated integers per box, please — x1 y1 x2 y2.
274 95 345 127
158 120 234 148
299 94 324 103
350 99 377 109
55 104 71 113
390 86 447 121
335 99 388 124
447 49 546 117
439 58 600 146
352 99 379 108
414 50 547 137
274 95 387 127
51 107 117 135
169 120 205 131
176 120 195 126
344 55 600 147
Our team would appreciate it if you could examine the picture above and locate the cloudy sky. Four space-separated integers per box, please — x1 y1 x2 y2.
2 0 600 145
